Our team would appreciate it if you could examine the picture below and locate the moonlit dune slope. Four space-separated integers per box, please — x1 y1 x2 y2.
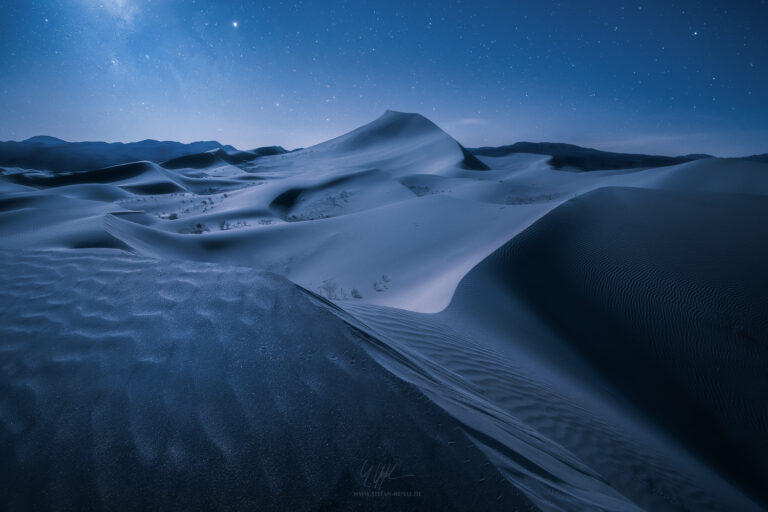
317 186 768 511
0 250 529 511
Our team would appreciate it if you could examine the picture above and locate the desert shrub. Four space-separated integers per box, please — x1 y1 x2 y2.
220 220 248 231
319 279 339 300
180 223 209 234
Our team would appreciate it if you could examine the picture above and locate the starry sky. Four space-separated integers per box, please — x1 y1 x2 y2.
1 0 766 156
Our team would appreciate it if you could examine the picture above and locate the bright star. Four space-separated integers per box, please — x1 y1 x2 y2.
233 21 238 28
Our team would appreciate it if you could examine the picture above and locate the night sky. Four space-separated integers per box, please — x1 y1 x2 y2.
1 1 766 156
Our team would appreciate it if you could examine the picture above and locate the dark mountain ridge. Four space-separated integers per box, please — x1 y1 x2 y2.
0 138 236 173
469 141 714 171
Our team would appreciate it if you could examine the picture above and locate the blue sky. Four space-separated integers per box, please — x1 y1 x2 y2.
1 0 766 155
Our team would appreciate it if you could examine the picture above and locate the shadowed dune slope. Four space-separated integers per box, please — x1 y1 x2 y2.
448 186 768 504
2 161 159 188
160 147 286 170
0 249 534 512
0 161 191 196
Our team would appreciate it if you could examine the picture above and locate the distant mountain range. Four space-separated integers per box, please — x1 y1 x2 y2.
0 137 237 173
745 153 768 164
468 141 768 172
2 134 766 174
467 142 715 172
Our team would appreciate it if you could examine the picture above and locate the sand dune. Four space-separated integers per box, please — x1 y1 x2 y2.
453 187 768 498
0 250 527 511
1 110 767 510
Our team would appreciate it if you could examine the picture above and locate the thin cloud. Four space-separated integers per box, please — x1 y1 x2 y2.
445 118 487 129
